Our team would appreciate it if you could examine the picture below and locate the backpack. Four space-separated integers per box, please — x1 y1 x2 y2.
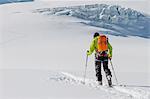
97 35 108 52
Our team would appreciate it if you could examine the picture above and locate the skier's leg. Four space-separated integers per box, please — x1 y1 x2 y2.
103 59 112 86
95 61 102 85
103 60 112 77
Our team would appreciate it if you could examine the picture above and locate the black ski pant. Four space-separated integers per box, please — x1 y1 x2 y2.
95 56 112 82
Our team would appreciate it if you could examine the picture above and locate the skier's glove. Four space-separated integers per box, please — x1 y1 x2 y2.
86 50 90 56
108 56 112 60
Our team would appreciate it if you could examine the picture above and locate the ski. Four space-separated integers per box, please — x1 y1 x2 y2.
112 84 127 87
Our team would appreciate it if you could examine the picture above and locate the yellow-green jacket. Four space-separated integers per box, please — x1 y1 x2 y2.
87 36 113 57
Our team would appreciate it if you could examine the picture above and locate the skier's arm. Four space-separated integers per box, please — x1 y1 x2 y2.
87 39 95 56
108 42 112 58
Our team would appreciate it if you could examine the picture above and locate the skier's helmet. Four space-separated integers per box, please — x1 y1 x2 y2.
93 32 99 38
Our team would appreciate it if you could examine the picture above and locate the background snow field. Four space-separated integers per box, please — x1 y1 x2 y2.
0 0 150 99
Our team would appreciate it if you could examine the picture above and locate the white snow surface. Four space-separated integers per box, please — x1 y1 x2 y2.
0 1 150 99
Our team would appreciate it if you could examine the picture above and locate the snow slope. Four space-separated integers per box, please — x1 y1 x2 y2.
0 0 150 99
49 72 150 99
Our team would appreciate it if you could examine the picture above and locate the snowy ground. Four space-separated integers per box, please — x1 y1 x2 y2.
0 0 150 99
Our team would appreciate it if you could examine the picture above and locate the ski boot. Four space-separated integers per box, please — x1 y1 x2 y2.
98 81 102 85
106 75 112 87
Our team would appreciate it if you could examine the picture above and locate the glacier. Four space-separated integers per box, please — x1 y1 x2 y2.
0 1 149 99
35 4 150 38
0 0 33 4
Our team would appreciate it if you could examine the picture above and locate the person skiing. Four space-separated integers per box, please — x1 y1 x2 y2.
87 32 113 86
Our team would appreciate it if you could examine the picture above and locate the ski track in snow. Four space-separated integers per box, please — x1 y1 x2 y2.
49 72 150 99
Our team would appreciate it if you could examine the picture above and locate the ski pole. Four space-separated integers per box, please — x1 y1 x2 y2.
109 60 119 85
83 54 88 84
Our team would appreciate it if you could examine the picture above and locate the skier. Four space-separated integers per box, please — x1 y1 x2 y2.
87 32 113 86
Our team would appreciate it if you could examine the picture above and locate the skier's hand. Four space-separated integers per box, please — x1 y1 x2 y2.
86 50 90 56
108 56 112 60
